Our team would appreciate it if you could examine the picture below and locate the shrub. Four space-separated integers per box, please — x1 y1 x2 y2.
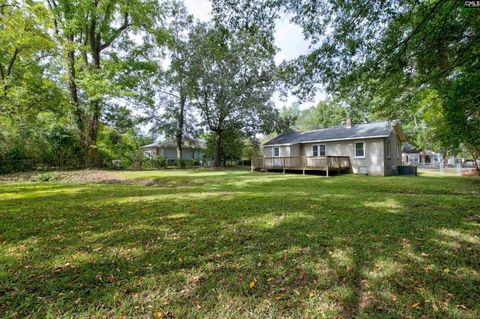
151 156 167 169
178 159 186 168
34 172 60 182
182 159 200 167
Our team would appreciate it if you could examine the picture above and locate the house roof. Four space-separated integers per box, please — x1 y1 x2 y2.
140 140 206 149
263 121 404 146
402 144 419 154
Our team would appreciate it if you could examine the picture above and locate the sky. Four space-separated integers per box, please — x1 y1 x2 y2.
183 0 325 111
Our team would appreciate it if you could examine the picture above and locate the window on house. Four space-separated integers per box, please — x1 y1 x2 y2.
312 144 326 156
319 144 326 156
354 142 365 158
387 141 391 159
273 147 280 157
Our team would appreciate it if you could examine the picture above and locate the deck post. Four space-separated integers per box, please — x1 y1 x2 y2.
283 157 285 174
251 157 254 172
337 158 340 175
326 156 329 177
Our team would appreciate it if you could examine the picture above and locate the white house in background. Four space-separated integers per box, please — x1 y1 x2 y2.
140 140 206 161
259 120 406 176
402 144 456 167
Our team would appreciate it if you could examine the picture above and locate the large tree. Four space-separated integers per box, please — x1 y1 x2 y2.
150 0 198 163
46 0 162 165
189 23 277 167
0 0 61 116
211 0 480 160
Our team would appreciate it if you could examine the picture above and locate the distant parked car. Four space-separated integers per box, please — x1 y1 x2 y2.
463 160 477 168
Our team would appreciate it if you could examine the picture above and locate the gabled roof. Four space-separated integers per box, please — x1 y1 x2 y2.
264 121 403 146
402 144 419 154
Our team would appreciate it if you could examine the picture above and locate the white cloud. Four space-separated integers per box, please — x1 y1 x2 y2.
184 0 212 22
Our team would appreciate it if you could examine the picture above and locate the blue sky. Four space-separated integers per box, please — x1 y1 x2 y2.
184 0 325 110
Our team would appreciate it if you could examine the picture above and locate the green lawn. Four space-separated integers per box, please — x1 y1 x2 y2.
1 169 479 318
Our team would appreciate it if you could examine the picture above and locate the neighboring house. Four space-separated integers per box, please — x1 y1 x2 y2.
140 140 205 161
402 144 456 167
258 120 406 176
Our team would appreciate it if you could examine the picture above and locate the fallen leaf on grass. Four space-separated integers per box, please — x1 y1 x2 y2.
411 303 420 309
420 252 429 257
249 281 255 289
309 291 315 297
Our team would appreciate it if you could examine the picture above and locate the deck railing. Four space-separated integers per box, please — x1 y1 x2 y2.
251 156 351 176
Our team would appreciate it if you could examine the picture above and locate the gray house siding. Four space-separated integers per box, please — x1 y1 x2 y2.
144 147 203 161
300 138 385 176
383 132 402 176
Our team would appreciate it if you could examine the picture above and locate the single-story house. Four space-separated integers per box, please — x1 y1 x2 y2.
259 120 406 176
402 144 456 167
140 140 205 161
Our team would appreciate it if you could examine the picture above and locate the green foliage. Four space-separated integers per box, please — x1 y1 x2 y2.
241 138 262 159
297 100 350 130
211 0 480 158
0 0 64 116
150 155 167 169
205 128 244 166
33 171 60 182
97 125 151 168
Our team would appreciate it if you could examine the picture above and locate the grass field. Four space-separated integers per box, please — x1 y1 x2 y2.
0 169 479 318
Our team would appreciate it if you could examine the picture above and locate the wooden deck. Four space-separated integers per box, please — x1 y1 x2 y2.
251 156 351 176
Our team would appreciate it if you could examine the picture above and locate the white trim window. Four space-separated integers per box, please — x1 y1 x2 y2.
354 141 365 158
387 140 392 159
312 144 326 156
273 147 280 157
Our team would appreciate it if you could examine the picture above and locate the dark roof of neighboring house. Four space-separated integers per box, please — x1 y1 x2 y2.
264 121 401 146
140 140 206 149
402 144 419 154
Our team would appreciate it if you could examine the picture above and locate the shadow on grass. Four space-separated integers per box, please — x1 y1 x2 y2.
0 173 479 318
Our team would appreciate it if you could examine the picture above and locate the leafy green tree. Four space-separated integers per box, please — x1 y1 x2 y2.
273 104 299 134
211 0 480 160
46 0 164 165
189 23 277 167
443 69 480 170
297 101 348 130
150 0 198 164
0 0 62 116
205 127 244 166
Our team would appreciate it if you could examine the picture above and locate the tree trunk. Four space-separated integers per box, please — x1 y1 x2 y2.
85 22 102 167
214 129 223 167
66 34 87 159
176 92 186 165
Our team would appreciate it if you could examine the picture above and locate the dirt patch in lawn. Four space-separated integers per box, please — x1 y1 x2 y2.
0 170 123 184
0 170 205 187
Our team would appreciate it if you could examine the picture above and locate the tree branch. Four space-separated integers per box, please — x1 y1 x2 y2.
100 12 130 51
7 48 19 76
